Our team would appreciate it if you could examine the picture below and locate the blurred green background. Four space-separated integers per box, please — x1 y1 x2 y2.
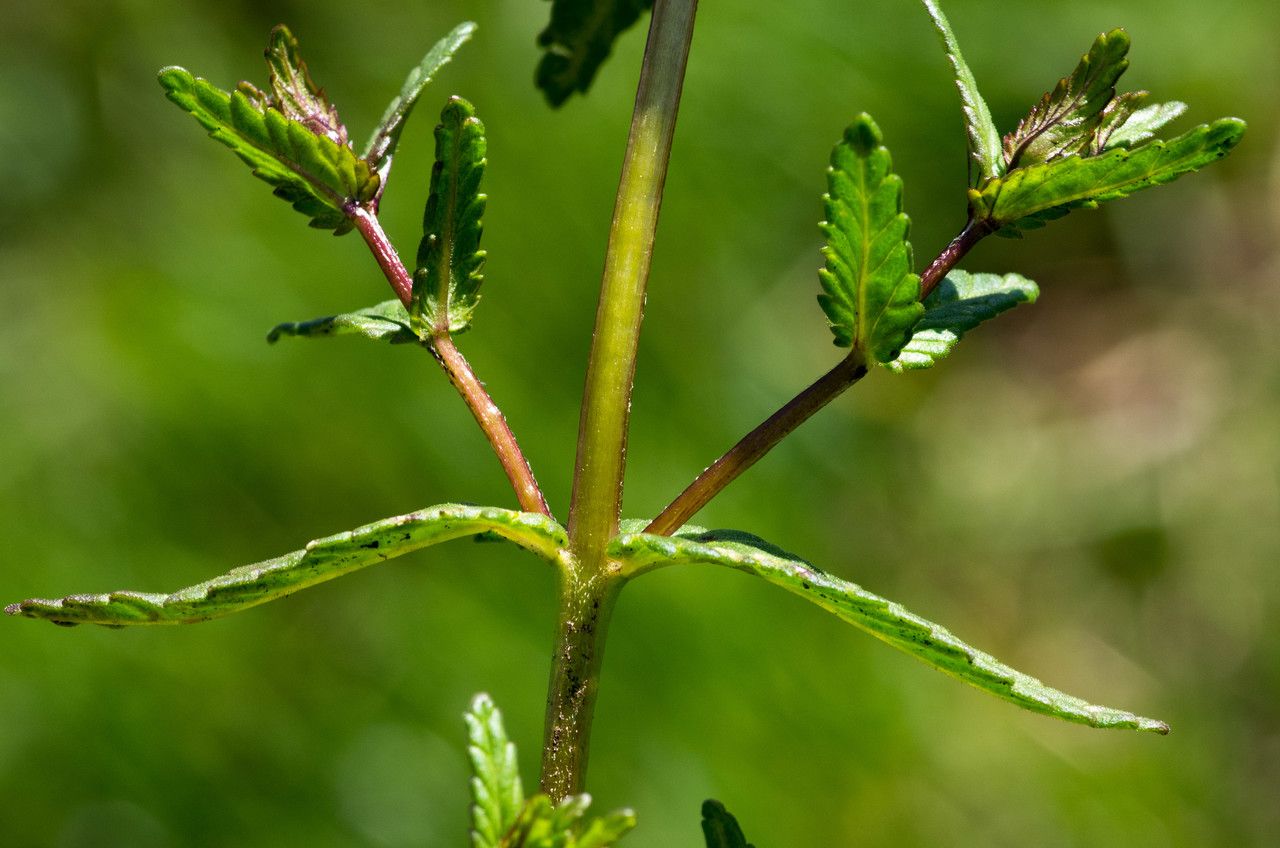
2 0 1277 845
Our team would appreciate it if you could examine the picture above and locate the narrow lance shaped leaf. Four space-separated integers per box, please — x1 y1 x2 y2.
973 118 1246 232
6 505 567 627
159 67 378 233
536 0 654 107
264 25 348 146
266 299 418 344
363 21 477 183
466 693 525 848
701 801 755 848
922 0 1004 185
413 97 488 335
611 529 1170 734
1004 29 1131 168
886 271 1039 373
818 114 924 363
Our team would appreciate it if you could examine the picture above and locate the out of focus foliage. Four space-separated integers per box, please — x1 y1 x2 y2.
0 0 1275 845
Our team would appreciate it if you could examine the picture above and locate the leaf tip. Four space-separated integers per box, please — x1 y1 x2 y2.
267 23 296 51
1141 717 1171 735
156 65 193 92
1211 116 1248 149
843 113 883 154
469 691 496 715
1101 27 1131 51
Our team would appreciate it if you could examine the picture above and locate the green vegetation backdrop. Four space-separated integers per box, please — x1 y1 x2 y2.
1 0 1276 844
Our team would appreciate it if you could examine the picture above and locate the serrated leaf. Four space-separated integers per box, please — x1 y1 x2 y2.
700 801 755 848
413 97 488 335
6 505 567 627
266 298 418 344
159 67 378 233
818 114 924 363
1103 100 1187 150
1004 29 1131 168
975 118 1245 231
467 693 525 848
536 0 653 107
922 0 1004 185
885 270 1038 373
610 529 1170 734
265 25 348 147
363 21 477 183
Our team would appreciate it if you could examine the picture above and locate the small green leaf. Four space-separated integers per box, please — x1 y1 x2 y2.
266 299 418 344
413 97 488 335
264 25 348 147
701 800 755 848
575 810 638 848
6 505 567 627
159 67 378 233
885 271 1038 373
499 793 636 848
467 693 525 848
1004 29 1131 168
610 529 1169 734
504 795 560 847
1103 100 1187 150
975 118 1245 231
818 114 924 363
536 0 653 107
921 0 1004 185
363 21 477 182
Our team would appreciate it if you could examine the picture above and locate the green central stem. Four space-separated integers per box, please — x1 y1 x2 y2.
542 0 699 799
539 564 623 800
566 0 699 568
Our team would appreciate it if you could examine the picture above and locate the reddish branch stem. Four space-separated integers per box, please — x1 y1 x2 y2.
645 217 991 535
350 205 551 517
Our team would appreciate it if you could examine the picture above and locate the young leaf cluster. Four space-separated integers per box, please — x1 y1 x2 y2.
468 695 755 847
923 2 1244 236
161 22 474 233
468 695 636 848
814 0 1244 383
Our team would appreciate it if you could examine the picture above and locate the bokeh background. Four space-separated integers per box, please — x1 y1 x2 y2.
2 0 1277 845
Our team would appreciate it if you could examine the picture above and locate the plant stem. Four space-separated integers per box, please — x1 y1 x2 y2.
351 206 414 307
350 205 551 517
567 0 699 567
918 216 990 299
539 565 623 800
646 219 991 535
430 335 551 516
645 353 867 535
